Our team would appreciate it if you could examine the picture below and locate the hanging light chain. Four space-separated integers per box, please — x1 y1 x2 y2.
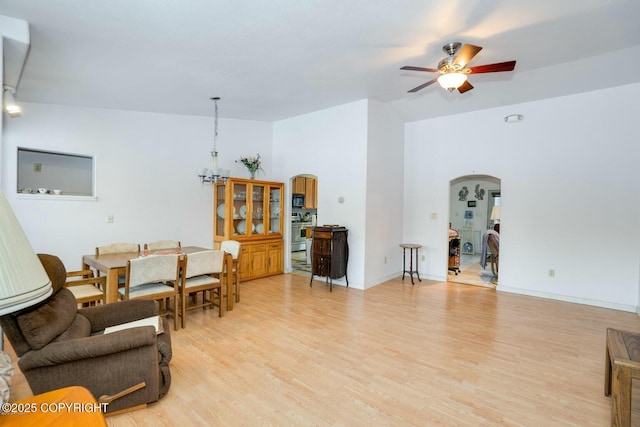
199 97 228 184
212 96 220 156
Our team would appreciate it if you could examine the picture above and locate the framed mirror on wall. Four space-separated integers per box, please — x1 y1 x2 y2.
17 148 95 198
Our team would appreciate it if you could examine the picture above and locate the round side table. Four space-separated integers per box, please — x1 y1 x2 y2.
400 243 422 285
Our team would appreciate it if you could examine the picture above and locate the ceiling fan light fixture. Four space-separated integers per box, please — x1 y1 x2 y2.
437 72 467 91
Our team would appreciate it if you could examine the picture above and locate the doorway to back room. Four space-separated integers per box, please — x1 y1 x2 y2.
290 174 318 274
448 175 501 287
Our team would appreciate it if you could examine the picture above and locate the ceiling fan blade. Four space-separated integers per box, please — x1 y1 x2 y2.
457 80 474 94
453 44 482 68
400 65 438 73
469 60 516 74
407 78 438 93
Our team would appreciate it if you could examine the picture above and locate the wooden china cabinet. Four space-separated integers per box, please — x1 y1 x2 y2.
214 178 284 281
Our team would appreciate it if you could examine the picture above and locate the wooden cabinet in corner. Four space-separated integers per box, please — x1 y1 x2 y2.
304 178 317 208
292 176 317 209
214 177 284 282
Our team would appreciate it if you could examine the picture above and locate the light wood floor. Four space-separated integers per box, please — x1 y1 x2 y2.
8 272 640 426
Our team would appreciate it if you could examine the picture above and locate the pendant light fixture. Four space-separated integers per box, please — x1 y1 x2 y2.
199 97 230 183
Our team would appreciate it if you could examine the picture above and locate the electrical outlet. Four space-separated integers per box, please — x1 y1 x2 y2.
106 214 114 223
430 212 437 220
548 269 555 277
34 163 42 172
421 255 425 261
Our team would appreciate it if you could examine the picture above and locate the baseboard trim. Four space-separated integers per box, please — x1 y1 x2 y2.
497 285 638 313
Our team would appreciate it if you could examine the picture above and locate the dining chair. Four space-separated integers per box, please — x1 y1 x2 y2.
64 268 105 306
119 254 180 331
487 234 499 277
220 240 241 303
177 250 226 328
96 243 140 255
144 240 181 252
95 243 141 286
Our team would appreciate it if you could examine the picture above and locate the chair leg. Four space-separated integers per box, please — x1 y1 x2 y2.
235 273 240 303
605 342 613 396
172 296 177 331
181 290 186 329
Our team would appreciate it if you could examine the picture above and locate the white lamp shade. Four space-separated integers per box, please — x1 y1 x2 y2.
437 72 467 90
490 205 501 221
0 190 52 315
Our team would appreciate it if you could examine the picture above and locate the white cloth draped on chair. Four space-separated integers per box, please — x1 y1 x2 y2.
178 250 225 328
120 254 180 331
480 230 500 270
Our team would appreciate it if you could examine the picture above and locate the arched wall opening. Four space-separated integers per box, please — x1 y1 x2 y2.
448 174 501 287
289 174 318 273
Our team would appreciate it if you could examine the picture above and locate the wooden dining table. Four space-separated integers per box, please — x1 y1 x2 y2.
82 246 233 311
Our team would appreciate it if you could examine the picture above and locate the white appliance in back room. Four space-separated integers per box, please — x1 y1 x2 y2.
291 209 316 252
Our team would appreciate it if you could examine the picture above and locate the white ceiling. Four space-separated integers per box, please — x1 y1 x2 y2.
2 0 640 123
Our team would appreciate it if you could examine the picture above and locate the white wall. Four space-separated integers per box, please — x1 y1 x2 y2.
364 100 404 288
404 83 640 311
273 100 369 288
1 102 272 271
272 99 405 290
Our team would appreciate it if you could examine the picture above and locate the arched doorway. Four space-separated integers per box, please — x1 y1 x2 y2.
290 174 318 273
448 174 501 287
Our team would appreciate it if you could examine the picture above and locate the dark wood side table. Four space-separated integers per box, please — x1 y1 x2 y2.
310 226 348 292
400 243 422 285
605 327 640 427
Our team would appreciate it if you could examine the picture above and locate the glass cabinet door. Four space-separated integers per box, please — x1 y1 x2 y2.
251 184 265 235
269 186 281 234
214 179 283 242
215 183 226 238
233 182 248 236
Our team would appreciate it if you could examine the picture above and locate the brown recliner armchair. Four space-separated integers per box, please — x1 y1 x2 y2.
0 254 172 413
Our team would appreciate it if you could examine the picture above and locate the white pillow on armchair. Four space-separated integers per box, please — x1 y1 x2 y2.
0 351 14 406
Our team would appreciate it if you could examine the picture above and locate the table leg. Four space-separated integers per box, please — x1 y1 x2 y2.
409 248 414 284
605 341 612 396
414 247 421 282
402 248 406 281
105 268 122 304
612 364 632 427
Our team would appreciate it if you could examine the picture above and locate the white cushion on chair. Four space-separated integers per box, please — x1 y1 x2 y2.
119 282 174 299
184 275 220 289
68 285 103 301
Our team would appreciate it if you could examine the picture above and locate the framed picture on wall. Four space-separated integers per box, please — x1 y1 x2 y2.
467 201 476 207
